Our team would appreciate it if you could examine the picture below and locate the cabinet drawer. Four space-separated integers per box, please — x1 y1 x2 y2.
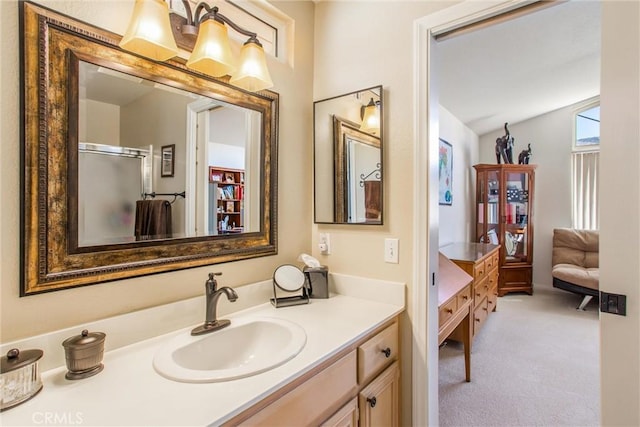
474 277 489 303
487 269 498 290
474 262 486 280
438 298 457 328
473 298 489 334
241 351 357 426
456 285 472 308
487 285 498 312
358 322 398 385
484 254 495 271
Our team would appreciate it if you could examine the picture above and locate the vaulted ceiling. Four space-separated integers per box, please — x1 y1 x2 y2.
437 1 601 136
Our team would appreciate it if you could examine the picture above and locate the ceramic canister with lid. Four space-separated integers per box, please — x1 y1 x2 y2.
0 348 44 411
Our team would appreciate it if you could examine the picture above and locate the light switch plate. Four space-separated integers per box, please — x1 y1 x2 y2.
600 291 627 316
384 238 399 263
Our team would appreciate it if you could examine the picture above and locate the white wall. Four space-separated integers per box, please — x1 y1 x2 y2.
209 107 247 170
438 106 479 247
208 106 246 147
209 143 245 170
478 100 594 287
79 99 120 145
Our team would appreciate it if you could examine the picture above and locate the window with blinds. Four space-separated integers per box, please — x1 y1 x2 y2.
572 102 600 230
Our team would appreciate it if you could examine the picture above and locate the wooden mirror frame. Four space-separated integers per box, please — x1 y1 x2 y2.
20 2 278 295
332 117 382 224
313 85 383 225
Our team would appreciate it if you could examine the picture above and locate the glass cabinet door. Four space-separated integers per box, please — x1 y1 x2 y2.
476 170 500 245
503 170 531 264
476 172 486 242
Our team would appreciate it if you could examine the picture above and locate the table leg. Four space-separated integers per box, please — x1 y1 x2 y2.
463 306 472 382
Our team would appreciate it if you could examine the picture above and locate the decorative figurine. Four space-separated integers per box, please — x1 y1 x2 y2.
495 122 515 164
518 143 532 164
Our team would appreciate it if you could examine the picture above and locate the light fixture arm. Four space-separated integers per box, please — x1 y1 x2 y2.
180 1 262 46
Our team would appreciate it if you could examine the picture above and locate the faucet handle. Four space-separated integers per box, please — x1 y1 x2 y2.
207 272 223 292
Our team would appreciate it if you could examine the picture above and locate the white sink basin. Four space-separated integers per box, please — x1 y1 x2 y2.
153 316 306 383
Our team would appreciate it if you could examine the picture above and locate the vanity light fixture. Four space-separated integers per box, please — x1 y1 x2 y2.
119 0 179 61
360 98 380 135
119 0 273 92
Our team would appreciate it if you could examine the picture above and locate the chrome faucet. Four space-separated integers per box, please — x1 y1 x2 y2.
191 272 238 336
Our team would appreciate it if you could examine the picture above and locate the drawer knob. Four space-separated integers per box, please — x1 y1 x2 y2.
381 347 391 358
462 295 468 300
445 308 453 314
367 397 377 408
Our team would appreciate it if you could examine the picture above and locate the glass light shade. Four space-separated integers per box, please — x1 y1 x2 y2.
229 42 273 92
360 100 380 134
186 19 237 78
119 0 178 61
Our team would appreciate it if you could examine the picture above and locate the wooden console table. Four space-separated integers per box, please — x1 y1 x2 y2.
438 252 474 382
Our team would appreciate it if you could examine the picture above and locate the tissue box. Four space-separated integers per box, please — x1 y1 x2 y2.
303 266 329 299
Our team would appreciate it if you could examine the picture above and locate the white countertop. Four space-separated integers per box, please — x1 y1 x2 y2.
1 276 404 426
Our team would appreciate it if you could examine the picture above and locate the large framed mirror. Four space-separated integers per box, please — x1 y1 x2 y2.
20 2 278 295
313 86 383 224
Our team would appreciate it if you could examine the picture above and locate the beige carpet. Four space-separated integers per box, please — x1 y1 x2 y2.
439 286 600 427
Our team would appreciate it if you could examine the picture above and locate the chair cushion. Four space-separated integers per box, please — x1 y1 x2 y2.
552 228 599 268
552 263 599 291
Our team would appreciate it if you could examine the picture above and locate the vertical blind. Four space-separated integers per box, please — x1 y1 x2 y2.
572 151 599 230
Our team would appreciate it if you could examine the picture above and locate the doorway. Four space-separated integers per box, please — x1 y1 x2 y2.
413 2 603 426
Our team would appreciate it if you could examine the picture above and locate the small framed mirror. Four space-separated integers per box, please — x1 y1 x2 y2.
313 86 383 224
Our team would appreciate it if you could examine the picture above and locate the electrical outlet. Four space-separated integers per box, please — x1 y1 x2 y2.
319 233 331 255
384 238 399 263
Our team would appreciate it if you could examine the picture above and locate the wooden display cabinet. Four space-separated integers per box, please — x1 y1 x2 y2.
209 167 244 234
474 164 536 296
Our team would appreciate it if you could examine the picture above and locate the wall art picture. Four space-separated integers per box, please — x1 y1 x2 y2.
439 138 453 205
160 144 175 177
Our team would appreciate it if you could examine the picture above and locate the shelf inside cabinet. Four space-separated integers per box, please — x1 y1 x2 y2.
210 167 245 233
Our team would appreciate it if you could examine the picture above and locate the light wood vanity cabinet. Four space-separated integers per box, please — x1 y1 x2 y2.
226 318 400 426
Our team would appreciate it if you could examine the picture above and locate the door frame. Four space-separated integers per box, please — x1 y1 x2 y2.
186 98 217 235
412 1 547 425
